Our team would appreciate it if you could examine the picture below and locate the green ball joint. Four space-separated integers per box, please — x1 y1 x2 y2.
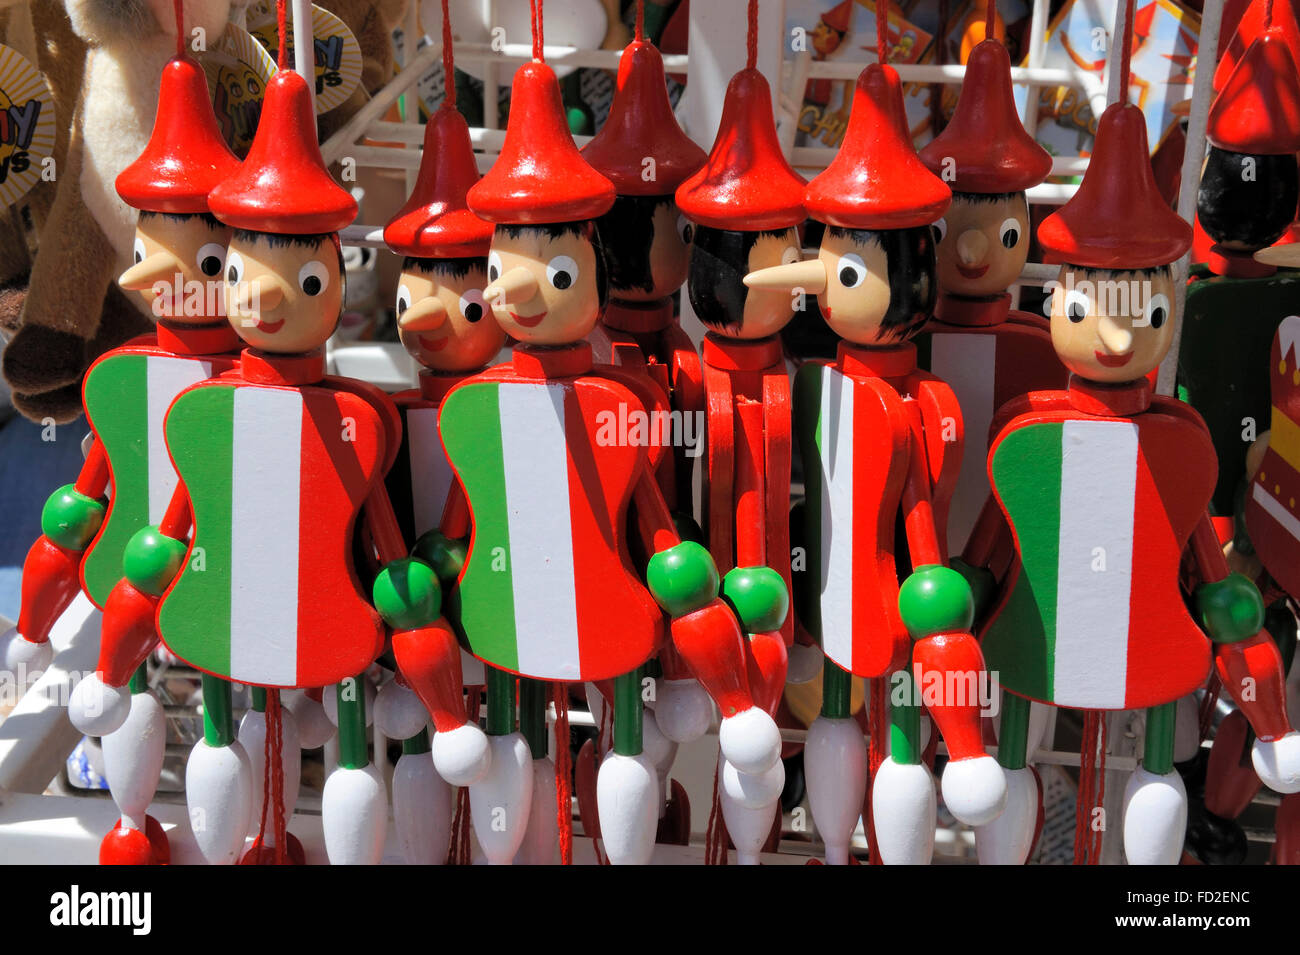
411 530 467 584
373 557 442 630
646 541 720 617
123 525 187 596
722 566 790 633
898 565 975 640
1197 573 1265 644
40 485 106 551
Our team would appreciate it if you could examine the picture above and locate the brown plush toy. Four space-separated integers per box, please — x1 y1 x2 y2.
3 0 232 424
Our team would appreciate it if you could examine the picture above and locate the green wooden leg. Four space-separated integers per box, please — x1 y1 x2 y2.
129 662 148 695
889 670 920 766
249 685 267 712
402 727 431 756
485 665 515 737
336 677 369 770
1144 702 1176 775
614 668 643 757
822 660 852 720
997 691 1031 771
201 672 234 747
519 677 548 759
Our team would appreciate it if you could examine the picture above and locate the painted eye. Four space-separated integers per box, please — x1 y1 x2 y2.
546 255 579 291
677 214 694 245
395 283 411 319
197 242 225 277
932 218 948 244
298 260 329 296
781 246 801 266
133 237 146 265
226 251 244 285
999 218 1021 249
488 251 503 283
1064 289 1090 323
460 289 487 323
1146 291 1170 329
836 253 867 289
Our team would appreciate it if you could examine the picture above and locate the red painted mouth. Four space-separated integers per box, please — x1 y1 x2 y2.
1094 350 1132 368
255 317 285 334
511 310 547 328
956 263 989 279
419 333 450 352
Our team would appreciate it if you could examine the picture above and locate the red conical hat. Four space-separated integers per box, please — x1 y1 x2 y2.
115 54 240 214
822 0 854 32
919 40 1051 194
467 61 614 224
1215 0 1300 90
208 69 357 234
1038 102 1191 268
582 40 706 196
384 105 492 257
675 69 807 231
1207 28 1300 155
805 63 949 230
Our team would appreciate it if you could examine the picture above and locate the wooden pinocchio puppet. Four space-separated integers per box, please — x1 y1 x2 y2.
7 36 241 864
969 100 1300 865
1179 22 1300 520
69 39 480 864
672 4 805 864
916 33 1066 556
432 17 786 864
581 10 717 759
376 14 504 865
746 61 1007 865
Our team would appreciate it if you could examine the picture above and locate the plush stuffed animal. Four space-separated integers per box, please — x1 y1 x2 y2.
3 0 231 423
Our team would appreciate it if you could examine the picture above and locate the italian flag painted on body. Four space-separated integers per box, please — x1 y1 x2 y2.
439 377 660 682
982 416 1211 710
795 363 909 679
82 350 222 606
157 382 386 688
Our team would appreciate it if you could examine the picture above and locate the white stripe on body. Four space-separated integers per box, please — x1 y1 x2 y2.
819 367 857 671
406 406 454 537
147 356 212 523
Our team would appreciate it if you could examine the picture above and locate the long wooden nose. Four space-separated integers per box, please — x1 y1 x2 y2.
484 266 539 307
399 296 448 332
743 258 828 294
119 252 181 291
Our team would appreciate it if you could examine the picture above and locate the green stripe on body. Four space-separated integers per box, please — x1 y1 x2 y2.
82 354 150 605
981 422 1063 702
156 385 235 675
439 383 519 672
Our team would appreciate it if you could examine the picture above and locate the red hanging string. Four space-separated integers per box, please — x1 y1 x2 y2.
985 0 996 41
268 690 287 865
746 0 758 70
276 0 288 70
1199 672 1223 743
1074 710 1109 864
553 683 574 865
174 0 185 56
635 0 645 43
531 0 544 62
1266 0 1275 27
867 678 887 866
1115 0 1136 103
705 759 729 864
442 0 456 107
877 0 889 64
446 686 481 865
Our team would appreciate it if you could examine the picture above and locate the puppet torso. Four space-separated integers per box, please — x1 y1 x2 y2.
793 344 962 677
982 384 1216 709
81 336 240 607
156 376 386 688
438 352 664 681
1245 315 1300 600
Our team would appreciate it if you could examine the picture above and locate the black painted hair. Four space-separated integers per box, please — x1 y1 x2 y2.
827 225 937 342
595 194 676 294
492 221 609 308
1197 147 1299 250
1069 265 1172 281
951 190 1024 205
688 226 794 330
401 255 484 280
139 209 224 229
231 228 346 297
